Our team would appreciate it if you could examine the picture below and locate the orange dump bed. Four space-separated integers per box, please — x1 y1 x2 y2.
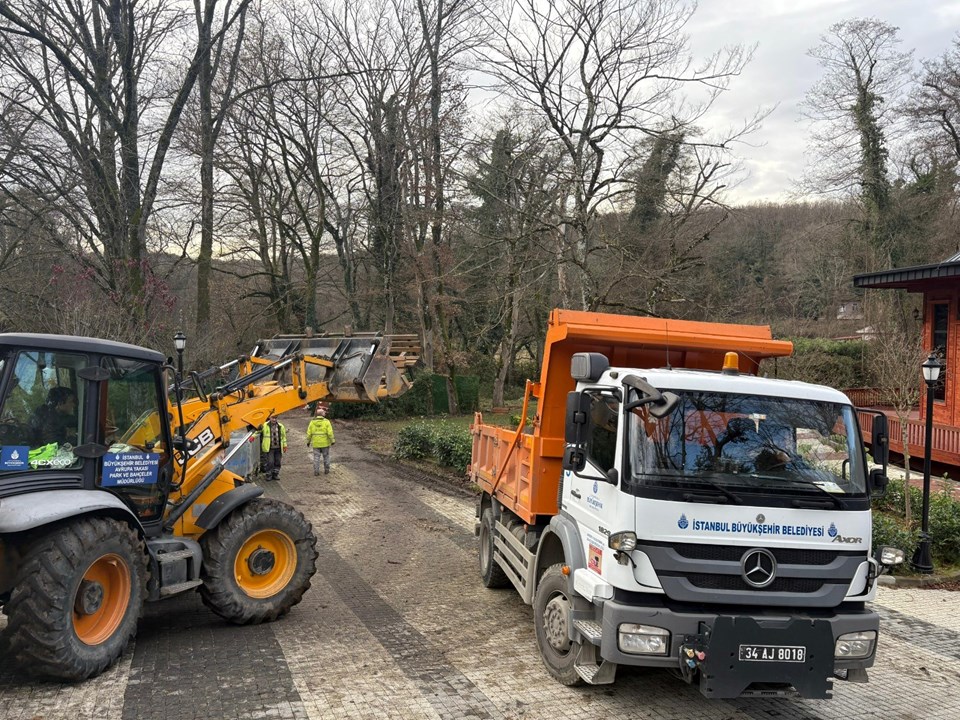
470 309 794 525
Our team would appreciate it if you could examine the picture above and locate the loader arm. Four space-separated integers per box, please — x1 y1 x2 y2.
163 333 417 537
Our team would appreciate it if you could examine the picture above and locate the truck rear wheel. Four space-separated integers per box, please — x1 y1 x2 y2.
2 517 147 681
479 509 510 588
199 498 317 624
533 563 584 686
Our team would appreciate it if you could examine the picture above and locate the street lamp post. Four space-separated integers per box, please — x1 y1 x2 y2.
911 352 942 574
173 331 186 377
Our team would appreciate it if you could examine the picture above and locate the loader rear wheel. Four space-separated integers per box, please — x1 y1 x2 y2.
2 517 147 681
200 498 317 624
479 509 510 588
533 563 584 686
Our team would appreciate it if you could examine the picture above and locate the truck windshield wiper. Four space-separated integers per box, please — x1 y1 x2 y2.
684 477 743 505
750 475 844 508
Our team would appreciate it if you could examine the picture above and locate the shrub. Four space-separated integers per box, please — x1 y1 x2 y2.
872 477 960 568
871 513 917 572
394 422 434 461
393 421 473 473
432 426 473 473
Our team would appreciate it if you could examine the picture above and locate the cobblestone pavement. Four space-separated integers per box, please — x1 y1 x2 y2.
3 413 960 719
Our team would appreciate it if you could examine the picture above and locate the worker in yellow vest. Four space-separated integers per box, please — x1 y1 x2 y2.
259 414 288 481
306 405 335 475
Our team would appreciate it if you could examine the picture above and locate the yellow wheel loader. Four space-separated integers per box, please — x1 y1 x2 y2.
0 332 416 681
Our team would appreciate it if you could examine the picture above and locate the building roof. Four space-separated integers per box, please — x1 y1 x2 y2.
853 253 960 291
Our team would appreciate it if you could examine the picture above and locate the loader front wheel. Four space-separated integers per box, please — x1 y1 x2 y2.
200 498 317 624
2 517 147 681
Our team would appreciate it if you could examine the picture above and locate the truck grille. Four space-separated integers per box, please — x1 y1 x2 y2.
672 542 843 566
685 574 827 594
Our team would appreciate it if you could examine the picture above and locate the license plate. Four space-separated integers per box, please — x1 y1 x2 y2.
738 644 806 663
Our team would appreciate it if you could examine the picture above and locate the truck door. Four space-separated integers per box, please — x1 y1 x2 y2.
565 390 631 574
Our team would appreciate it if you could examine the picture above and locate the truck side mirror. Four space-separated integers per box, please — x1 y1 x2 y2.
562 446 586 472
871 413 889 471
869 467 889 497
564 391 592 445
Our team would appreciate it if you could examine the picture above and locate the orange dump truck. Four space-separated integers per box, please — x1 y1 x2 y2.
471 309 900 699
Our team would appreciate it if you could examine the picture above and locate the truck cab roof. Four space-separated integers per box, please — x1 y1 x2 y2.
594 366 853 406
0 333 165 364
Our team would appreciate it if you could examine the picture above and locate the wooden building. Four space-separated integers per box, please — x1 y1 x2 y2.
853 253 960 467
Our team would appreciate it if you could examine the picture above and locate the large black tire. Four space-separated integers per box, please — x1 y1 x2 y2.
199 498 318 624
2 517 147 682
479 509 510 588
533 563 584 686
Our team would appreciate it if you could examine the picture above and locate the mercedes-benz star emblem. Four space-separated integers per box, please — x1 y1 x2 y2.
740 548 777 589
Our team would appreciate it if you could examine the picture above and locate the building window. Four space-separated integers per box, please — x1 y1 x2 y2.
933 303 949 402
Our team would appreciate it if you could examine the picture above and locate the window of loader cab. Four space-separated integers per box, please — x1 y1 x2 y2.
97 357 169 522
585 391 620 473
0 350 85 471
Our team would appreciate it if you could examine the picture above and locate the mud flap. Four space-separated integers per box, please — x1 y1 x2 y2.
686 616 836 699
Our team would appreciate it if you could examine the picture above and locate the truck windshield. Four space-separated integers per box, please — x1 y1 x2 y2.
626 390 867 502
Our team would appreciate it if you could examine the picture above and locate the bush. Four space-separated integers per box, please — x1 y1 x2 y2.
393 421 473 473
432 426 473 473
871 513 918 571
394 422 434 461
872 477 960 568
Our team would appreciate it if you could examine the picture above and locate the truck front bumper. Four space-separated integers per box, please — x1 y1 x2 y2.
596 599 879 698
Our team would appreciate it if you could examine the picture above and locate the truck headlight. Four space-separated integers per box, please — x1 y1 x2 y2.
878 546 905 566
835 631 876 659
618 623 669 655
608 531 637 552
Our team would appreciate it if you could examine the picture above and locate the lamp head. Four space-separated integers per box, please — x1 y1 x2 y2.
173 330 187 353
922 352 942 386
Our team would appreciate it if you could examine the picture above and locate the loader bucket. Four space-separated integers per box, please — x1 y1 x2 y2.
255 333 417 403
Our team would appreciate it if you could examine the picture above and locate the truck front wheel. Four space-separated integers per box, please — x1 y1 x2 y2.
200 498 317 624
2 517 147 681
479 509 510 588
533 563 584 686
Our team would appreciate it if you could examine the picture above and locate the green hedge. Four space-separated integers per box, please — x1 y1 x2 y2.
328 371 478 419
394 421 473 474
776 338 867 388
872 478 960 568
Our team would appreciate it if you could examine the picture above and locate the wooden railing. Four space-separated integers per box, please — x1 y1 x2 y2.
857 409 960 467
845 387 910 408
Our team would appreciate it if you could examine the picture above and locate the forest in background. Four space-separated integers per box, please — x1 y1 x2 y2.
0 1 958 406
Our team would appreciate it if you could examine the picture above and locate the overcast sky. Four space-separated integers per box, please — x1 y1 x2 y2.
685 0 960 204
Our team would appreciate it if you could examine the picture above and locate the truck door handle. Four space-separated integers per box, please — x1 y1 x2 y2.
570 489 581 499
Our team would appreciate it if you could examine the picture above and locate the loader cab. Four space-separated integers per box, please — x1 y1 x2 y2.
0 334 175 532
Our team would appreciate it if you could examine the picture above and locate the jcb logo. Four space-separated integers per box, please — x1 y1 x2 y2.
175 427 216 465
832 534 863 544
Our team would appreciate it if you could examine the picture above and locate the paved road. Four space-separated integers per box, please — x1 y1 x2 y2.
3 413 960 719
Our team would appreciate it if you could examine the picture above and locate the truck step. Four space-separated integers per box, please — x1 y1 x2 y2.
574 659 617 685
159 579 203 597
157 549 195 563
573 619 603 644
574 643 617 685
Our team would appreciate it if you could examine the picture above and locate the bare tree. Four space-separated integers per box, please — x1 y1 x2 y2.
484 0 755 310
0 0 249 327
801 18 913 264
867 294 925 525
905 36 960 168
